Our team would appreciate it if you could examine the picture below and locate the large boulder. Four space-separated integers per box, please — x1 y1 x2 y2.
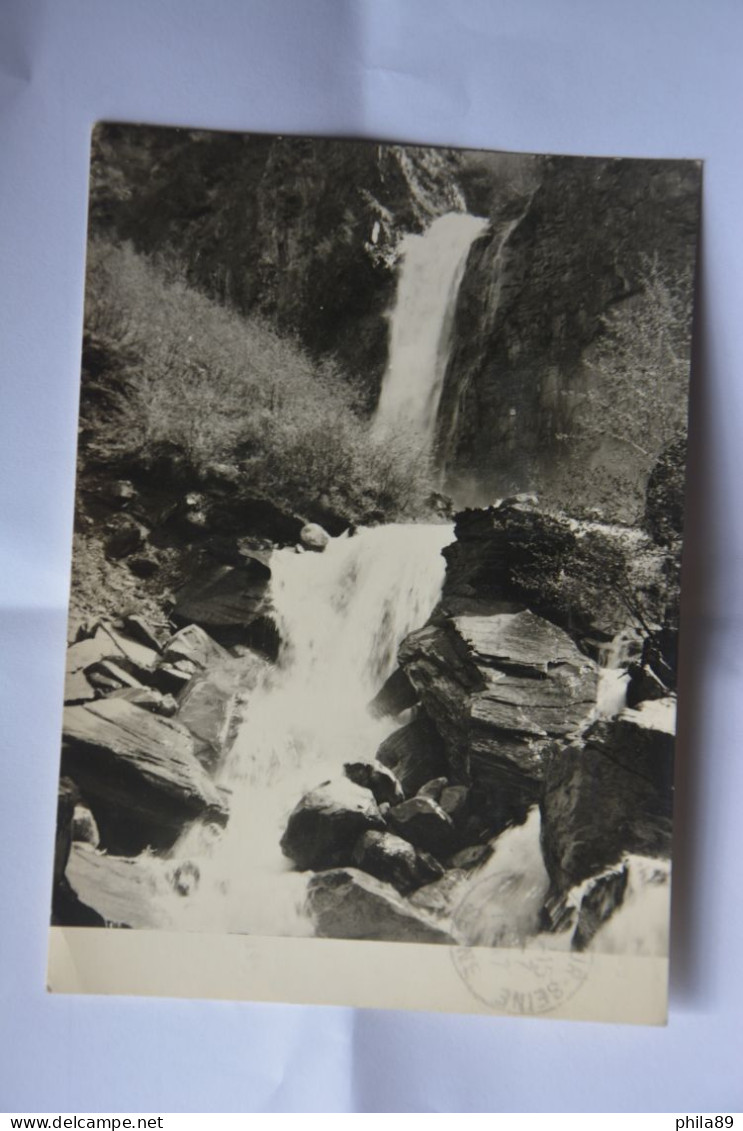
343 760 404 805
64 843 168 929
122 614 164 653
173 559 271 630
51 779 105 927
540 698 675 896
53 778 79 891
541 861 629 943
62 699 228 853
352 830 444 893
399 608 597 791
439 503 662 644
280 779 385 870
368 666 418 719
375 714 449 796
306 868 457 944
387 796 456 856
72 803 100 847
163 624 230 670
175 662 252 774
64 624 160 702
299 522 330 552
105 518 148 560
107 686 178 716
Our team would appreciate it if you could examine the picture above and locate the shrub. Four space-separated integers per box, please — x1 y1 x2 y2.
547 254 694 522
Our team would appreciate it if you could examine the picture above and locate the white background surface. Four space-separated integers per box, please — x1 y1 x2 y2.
1 0 742 1113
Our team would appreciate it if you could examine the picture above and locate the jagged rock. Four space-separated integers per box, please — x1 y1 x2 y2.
280 779 385 870
626 662 670 708
343 760 404 805
176 666 243 774
66 628 121 677
399 608 597 791
64 669 96 704
439 784 469 821
105 519 148 560
540 698 675 895
439 504 659 643
572 864 629 951
61 699 228 852
352 830 444 893
375 715 449 796
85 659 142 692
306 868 457 944
102 480 136 508
52 779 104 926
541 860 629 937
72 803 100 847
173 560 270 629
108 686 178 716
234 495 304 545
409 869 467 919
589 856 671 955
54 778 80 889
417 777 448 802
64 843 168 929
86 671 122 694
96 625 160 677
127 555 160 578
241 614 282 661
163 624 230 670
67 615 92 646
300 522 330 552
368 666 419 718
122 615 164 653
387 796 455 856
148 664 193 696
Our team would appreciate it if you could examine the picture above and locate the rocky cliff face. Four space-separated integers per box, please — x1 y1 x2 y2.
398 608 598 793
437 156 701 512
540 699 675 898
91 126 467 407
440 499 666 649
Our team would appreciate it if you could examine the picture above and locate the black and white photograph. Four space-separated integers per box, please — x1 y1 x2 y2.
48 125 701 1023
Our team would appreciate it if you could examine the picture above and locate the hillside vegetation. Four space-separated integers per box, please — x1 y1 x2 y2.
82 240 434 522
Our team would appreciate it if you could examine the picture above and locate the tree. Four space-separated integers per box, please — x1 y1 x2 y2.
550 254 694 522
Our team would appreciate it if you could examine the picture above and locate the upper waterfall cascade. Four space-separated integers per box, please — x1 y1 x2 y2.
373 212 488 456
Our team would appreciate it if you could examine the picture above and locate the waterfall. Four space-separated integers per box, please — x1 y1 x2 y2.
595 629 642 718
373 212 487 456
153 523 454 936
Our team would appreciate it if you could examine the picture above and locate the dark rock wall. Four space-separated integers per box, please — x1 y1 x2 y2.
91 127 467 408
438 156 701 505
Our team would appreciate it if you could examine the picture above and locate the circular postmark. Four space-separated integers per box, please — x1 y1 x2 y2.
449 874 593 1017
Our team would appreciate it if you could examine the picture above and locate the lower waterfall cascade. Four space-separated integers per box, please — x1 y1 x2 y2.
153 523 456 935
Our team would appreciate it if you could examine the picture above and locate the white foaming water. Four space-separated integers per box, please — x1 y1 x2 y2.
595 629 641 718
451 807 551 947
588 855 671 956
374 212 488 453
154 523 454 935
